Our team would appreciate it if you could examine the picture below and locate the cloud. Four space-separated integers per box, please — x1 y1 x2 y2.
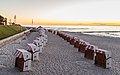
39 0 120 21
1 0 120 22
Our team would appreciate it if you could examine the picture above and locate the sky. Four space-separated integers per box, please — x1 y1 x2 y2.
0 0 120 25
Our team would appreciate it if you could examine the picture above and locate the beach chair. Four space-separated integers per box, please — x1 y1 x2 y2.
33 40 43 53
54 30 57 35
94 49 112 68
60 32 64 38
37 34 48 47
66 36 71 42
63 34 68 41
36 36 44 42
52 30 57 35
15 49 31 72
27 43 40 61
56 31 59 35
84 45 97 60
43 34 48 46
48 29 52 32
59 32 63 37
62 33 66 40
38 27 46 34
78 42 89 53
74 40 80 48
52 30 55 34
74 37 80 48
70 37 75 45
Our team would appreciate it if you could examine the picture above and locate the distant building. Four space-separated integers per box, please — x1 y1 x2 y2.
0 15 7 25
0 15 4 25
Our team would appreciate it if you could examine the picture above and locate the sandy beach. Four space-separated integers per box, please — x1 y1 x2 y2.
0 31 120 75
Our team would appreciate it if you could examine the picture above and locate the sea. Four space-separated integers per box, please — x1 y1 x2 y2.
22 25 120 38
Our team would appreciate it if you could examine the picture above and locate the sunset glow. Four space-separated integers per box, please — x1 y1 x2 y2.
0 0 120 25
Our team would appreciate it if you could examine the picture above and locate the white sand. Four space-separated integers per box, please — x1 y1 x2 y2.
0 31 119 75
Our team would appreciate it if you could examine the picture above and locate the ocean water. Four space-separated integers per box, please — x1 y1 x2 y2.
22 25 120 38
42 25 120 38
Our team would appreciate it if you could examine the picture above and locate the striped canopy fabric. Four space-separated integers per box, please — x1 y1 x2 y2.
15 50 23 58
